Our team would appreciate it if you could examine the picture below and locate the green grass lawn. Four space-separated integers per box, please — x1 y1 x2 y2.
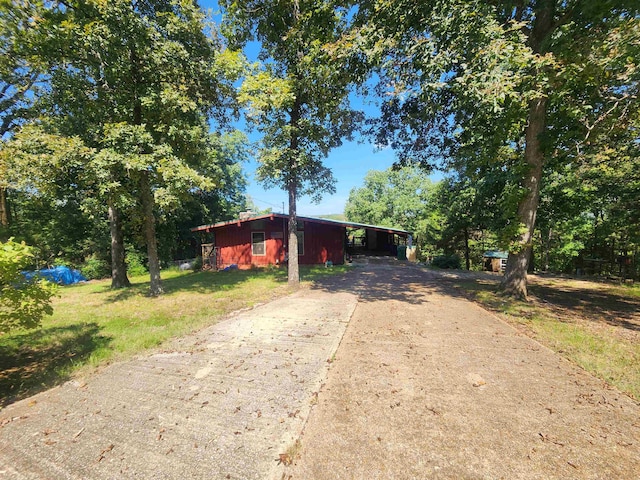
451 276 640 400
0 265 348 408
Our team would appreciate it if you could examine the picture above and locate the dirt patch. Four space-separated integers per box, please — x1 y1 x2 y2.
431 269 640 345
286 265 640 479
527 275 640 342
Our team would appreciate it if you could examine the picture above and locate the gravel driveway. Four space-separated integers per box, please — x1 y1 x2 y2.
287 262 640 479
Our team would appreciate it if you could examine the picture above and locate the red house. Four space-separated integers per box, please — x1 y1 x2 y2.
191 213 409 269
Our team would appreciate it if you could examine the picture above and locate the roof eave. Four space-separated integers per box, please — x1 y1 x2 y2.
190 213 410 236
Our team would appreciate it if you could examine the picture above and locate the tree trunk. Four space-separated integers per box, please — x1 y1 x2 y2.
0 187 9 227
500 96 547 298
286 0 302 287
464 228 470 270
129 43 162 296
528 242 535 273
500 0 554 299
140 171 163 296
544 228 551 271
287 183 300 286
108 197 131 288
610 237 615 276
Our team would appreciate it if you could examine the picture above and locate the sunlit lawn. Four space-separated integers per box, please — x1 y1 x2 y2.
0 265 349 407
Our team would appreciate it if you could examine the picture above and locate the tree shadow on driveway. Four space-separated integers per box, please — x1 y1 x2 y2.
311 263 640 335
310 263 448 305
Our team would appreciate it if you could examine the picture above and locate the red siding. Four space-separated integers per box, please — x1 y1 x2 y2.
299 222 344 265
212 217 344 268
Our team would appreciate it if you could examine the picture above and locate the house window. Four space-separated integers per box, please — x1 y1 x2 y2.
296 231 304 256
252 232 265 256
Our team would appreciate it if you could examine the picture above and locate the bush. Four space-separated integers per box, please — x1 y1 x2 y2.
126 248 148 277
192 256 202 271
431 254 461 269
80 255 110 280
0 238 57 332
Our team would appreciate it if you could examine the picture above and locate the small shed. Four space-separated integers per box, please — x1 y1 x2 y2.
191 213 409 269
483 251 509 272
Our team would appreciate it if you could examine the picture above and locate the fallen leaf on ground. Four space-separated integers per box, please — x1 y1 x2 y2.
97 443 115 463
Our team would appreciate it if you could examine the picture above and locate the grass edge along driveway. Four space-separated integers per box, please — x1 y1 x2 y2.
449 273 640 402
0 265 348 408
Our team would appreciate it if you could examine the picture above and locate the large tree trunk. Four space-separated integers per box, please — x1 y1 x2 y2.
129 43 162 296
286 0 302 287
287 182 300 286
500 0 554 299
108 197 131 288
0 187 9 227
139 171 163 296
500 96 547 298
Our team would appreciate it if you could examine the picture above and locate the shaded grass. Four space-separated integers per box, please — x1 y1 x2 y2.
453 278 640 400
0 265 348 407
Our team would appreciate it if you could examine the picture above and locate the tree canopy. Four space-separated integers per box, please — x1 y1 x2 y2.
356 0 640 297
345 165 436 240
3 0 247 295
220 0 364 284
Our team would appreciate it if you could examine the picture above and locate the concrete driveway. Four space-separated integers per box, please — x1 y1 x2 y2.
0 289 356 480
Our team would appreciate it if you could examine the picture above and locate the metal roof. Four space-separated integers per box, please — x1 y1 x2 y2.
191 213 410 235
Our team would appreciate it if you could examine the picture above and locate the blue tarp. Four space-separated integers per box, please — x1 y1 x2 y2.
22 266 87 285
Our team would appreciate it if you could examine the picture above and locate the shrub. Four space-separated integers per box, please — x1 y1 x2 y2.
431 254 461 269
80 255 110 280
192 256 202 271
126 248 148 277
0 238 57 332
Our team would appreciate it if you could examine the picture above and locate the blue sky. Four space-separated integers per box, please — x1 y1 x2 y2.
244 135 402 217
201 1 434 216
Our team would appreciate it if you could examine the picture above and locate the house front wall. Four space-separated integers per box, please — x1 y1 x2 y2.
298 221 344 265
214 218 285 268
213 217 345 268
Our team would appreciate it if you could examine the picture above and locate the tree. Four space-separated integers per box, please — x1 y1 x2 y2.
345 165 436 242
155 131 251 261
3 126 97 266
28 0 243 295
358 0 640 298
221 0 363 285
431 178 483 270
0 238 57 333
0 0 48 229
